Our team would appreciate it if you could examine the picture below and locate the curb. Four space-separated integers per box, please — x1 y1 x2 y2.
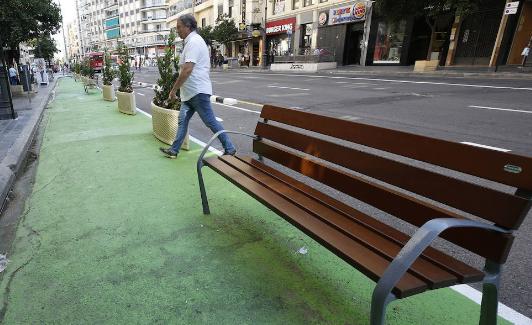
210 95 237 105
0 78 59 210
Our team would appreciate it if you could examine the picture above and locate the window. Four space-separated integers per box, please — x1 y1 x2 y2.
292 0 300 10
373 20 406 64
303 0 313 6
273 0 284 14
242 0 246 21
218 4 223 18
202 18 206 27
228 0 233 18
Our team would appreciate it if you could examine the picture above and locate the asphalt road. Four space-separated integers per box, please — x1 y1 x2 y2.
127 67 532 320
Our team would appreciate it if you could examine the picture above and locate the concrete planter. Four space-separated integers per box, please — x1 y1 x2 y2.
117 91 136 115
414 60 439 72
9 85 24 96
151 102 189 150
102 85 116 101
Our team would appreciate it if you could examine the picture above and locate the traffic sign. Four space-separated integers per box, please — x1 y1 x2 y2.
505 1 519 9
504 7 518 15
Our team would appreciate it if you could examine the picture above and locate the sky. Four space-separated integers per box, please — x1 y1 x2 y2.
52 0 78 61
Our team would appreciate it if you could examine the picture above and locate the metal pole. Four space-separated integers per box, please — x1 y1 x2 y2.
262 0 268 68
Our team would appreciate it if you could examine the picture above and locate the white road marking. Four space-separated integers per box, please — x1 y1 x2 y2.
268 85 310 91
230 73 532 91
460 142 511 152
468 105 532 114
342 85 368 88
335 81 349 84
136 92 145 96
451 285 532 325
214 80 242 85
291 106 305 110
374 87 390 90
215 117 223 122
340 115 361 121
268 93 308 98
212 102 261 114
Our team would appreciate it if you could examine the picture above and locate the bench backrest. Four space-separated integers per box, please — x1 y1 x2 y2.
253 105 532 264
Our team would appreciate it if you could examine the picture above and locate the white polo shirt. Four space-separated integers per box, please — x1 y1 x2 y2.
179 31 212 102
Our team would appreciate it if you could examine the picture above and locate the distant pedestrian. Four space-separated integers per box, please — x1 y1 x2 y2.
159 14 235 159
8 65 18 85
522 36 531 67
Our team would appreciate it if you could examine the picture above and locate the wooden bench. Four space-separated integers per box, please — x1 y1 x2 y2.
196 105 532 324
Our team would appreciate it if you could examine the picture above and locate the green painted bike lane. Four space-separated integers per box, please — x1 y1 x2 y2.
0 78 510 324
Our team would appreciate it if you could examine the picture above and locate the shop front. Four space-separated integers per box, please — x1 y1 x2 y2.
266 17 296 64
316 2 369 66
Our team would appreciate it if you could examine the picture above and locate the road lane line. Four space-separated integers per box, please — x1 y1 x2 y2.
215 117 223 122
136 92 146 96
468 105 532 114
268 85 310 91
237 100 263 107
460 142 511 152
212 102 261 114
268 93 308 98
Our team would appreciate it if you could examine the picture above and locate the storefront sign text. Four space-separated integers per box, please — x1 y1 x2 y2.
328 2 367 25
266 18 296 35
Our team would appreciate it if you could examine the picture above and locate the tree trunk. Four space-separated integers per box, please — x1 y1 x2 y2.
426 16 436 61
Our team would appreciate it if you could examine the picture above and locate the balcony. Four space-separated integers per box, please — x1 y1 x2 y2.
140 0 167 10
141 16 167 23
139 28 170 34
104 0 118 9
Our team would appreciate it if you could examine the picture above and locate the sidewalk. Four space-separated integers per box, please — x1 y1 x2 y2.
0 79 58 210
0 78 513 324
222 63 532 79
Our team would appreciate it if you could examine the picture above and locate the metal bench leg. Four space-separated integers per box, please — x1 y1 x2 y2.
197 165 210 215
370 292 395 325
479 260 502 325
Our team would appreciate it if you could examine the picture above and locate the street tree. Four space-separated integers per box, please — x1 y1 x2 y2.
0 0 61 59
32 34 59 64
376 0 481 60
197 25 214 47
212 14 239 51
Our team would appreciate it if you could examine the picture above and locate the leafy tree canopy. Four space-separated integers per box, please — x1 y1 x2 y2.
0 0 62 48
31 34 59 62
197 25 214 47
212 14 239 45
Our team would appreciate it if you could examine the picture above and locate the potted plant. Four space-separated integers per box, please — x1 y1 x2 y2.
151 31 188 149
116 44 136 115
102 50 116 101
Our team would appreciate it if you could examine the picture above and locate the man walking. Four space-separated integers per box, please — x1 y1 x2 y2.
160 14 235 159
8 65 18 85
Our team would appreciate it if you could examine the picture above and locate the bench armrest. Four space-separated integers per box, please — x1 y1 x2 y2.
197 130 258 168
372 218 511 304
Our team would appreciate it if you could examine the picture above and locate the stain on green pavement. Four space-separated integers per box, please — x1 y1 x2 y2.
0 78 511 325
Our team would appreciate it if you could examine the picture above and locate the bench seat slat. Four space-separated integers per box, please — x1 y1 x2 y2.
237 155 485 284
260 105 532 192
255 122 528 230
253 140 514 264
204 157 428 298
219 155 462 289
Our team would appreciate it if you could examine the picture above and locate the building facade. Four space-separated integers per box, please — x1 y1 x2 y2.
76 0 171 57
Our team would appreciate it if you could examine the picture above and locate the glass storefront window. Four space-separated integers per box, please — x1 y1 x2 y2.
373 20 406 64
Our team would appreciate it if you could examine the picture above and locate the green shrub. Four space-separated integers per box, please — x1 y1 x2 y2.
102 50 116 86
153 31 180 110
117 45 134 93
